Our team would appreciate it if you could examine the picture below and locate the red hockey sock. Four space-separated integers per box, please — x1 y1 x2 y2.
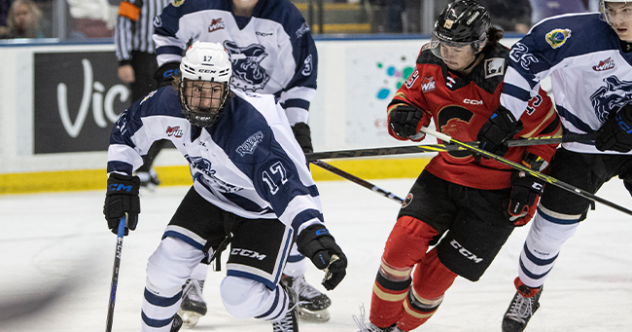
398 249 457 331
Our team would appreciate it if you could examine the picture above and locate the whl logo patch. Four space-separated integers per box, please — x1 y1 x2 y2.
593 57 615 71
421 76 435 92
166 126 183 137
208 18 225 33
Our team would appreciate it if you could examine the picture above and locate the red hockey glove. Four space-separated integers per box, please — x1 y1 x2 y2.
388 104 428 141
506 171 545 227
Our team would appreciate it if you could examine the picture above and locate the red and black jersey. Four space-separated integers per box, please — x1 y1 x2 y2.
388 43 561 190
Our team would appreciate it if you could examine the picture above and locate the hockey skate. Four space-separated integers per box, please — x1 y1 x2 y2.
177 279 207 328
281 274 331 322
273 281 299 332
171 313 183 332
502 278 543 332
137 169 161 191
353 305 402 332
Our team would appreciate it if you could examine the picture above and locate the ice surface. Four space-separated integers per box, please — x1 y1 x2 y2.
1 177 631 332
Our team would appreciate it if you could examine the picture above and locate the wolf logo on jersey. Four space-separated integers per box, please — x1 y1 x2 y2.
590 76 632 123
223 41 271 92
187 155 242 193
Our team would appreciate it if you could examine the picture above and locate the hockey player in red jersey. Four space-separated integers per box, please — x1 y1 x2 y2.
354 1 562 331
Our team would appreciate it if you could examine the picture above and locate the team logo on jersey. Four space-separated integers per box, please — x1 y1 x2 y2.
166 126 183 138
593 57 615 71
208 18 225 33
296 22 310 39
545 28 571 49
236 131 264 157
256 31 273 37
302 54 313 76
223 41 270 92
438 106 474 159
484 58 505 78
591 75 632 123
172 0 184 7
402 193 413 208
421 76 435 92
186 155 243 193
404 69 419 89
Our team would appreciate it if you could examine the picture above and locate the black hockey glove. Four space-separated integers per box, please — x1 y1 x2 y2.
388 104 426 141
153 62 181 88
596 104 632 153
506 171 545 227
477 105 523 157
291 122 313 154
103 173 141 236
297 224 347 290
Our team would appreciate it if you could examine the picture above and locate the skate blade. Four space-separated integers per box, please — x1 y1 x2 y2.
177 309 202 328
297 307 330 323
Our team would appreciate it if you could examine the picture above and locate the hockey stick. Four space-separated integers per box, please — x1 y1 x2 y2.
106 217 126 332
311 160 404 204
304 133 594 161
421 127 632 217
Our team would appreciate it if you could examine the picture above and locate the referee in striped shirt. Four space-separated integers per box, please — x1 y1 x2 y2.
114 0 171 103
113 0 171 188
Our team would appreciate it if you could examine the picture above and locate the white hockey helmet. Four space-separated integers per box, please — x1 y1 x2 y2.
178 41 232 127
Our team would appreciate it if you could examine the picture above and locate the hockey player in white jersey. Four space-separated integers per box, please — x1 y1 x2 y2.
103 41 347 332
151 0 330 325
476 1 632 331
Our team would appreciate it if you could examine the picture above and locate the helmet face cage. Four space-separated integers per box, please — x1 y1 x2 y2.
178 41 232 127
179 79 229 127
432 0 490 60
600 0 632 26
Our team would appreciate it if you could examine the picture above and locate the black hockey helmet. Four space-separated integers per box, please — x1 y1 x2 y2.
432 0 491 56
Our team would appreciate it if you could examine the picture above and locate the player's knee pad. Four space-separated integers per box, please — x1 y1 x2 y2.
526 207 580 253
146 236 205 297
382 216 440 268
412 249 457 300
220 276 279 319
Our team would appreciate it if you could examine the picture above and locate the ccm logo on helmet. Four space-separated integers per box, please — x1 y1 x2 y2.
463 99 483 105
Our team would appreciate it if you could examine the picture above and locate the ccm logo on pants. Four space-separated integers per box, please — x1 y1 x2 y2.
450 240 483 263
231 248 267 260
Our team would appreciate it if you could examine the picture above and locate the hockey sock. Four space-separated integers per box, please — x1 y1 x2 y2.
398 249 457 331
514 277 541 298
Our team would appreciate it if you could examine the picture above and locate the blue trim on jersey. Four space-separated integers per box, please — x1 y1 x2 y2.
227 270 277 290
254 286 280 319
536 207 580 225
143 288 182 307
141 311 176 328
283 98 310 111
155 45 185 56
291 209 324 235
519 257 553 280
522 242 559 266
211 96 313 218
162 231 205 250
556 104 594 134
503 82 533 101
223 191 274 214
107 161 133 175
287 254 305 263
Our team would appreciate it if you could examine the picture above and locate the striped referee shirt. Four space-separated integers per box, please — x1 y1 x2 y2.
114 0 171 65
